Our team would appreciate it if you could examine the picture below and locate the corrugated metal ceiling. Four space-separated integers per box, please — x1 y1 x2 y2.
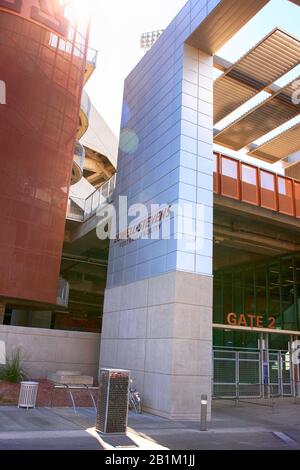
214 77 300 150
214 28 300 124
187 0 269 54
248 123 300 162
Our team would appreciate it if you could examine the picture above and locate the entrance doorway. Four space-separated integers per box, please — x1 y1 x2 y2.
213 326 300 399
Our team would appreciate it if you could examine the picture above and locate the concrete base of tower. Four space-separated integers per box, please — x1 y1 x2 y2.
99 271 213 421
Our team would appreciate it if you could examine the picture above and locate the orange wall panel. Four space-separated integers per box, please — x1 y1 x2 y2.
0 0 68 38
0 11 86 305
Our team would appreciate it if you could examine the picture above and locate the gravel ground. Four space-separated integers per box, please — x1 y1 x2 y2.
0 380 98 407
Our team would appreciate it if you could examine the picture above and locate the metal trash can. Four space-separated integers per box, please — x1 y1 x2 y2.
18 381 39 409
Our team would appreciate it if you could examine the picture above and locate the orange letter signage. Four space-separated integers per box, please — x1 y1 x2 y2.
227 313 237 326
226 313 277 330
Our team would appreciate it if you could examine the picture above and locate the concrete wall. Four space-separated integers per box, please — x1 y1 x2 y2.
100 0 269 419
101 0 216 420
101 271 213 420
0 325 100 381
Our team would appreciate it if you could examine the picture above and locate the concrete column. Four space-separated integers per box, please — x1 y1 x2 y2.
0 303 5 324
100 43 214 420
101 271 212 420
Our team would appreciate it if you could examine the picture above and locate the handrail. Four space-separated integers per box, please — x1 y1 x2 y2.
67 174 116 222
86 47 98 67
68 153 300 223
214 152 300 218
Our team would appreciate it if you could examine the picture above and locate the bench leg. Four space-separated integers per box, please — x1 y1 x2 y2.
50 386 55 408
67 388 77 414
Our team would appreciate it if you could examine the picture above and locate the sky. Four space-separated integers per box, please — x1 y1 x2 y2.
83 0 300 139
85 0 190 135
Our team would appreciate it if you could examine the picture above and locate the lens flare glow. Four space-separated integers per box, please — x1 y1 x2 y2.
61 0 98 23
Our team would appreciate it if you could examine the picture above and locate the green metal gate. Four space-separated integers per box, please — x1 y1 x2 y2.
269 350 293 396
213 348 293 398
213 349 261 398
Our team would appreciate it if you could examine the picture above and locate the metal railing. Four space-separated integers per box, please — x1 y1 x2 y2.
86 46 98 68
67 174 116 222
213 382 277 407
68 153 300 223
214 152 300 218
213 345 300 406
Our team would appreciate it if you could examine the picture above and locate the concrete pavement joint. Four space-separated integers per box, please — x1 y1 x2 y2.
272 432 299 447
0 430 91 440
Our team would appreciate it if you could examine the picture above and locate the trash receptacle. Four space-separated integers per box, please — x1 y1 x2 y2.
96 369 130 435
18 381 39 409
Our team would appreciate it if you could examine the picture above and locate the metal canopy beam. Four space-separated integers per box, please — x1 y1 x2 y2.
214 77 300 150
187 0 269 54
213 323 300 336
214 28 300 124
248 123 300 162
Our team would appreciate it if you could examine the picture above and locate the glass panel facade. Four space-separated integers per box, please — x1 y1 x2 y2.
214 252 300 349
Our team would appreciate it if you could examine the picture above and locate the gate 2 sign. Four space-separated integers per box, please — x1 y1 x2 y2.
0 0 68 38
227 313 276 330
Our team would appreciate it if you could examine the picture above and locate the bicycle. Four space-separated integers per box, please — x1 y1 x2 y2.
128 378 142 414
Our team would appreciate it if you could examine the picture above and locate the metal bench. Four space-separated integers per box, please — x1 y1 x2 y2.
50 382 98 414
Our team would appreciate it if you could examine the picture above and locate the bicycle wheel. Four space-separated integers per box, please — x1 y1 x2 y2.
135 399 142 414
128 393 137 412
132 394 142 414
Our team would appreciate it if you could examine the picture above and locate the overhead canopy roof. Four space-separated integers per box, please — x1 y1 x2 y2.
248 123 300 163
80 103 118 169
187 0 269 54
214 28 300 124
214 77 300 150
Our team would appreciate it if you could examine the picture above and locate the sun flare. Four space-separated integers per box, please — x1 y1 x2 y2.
61 0 98 24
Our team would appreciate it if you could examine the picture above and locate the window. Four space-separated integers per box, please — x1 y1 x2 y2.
242 165 256 185
260 171 275 191
221 157 237 178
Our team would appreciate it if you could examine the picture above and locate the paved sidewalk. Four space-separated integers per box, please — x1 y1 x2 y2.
0 399 300 450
